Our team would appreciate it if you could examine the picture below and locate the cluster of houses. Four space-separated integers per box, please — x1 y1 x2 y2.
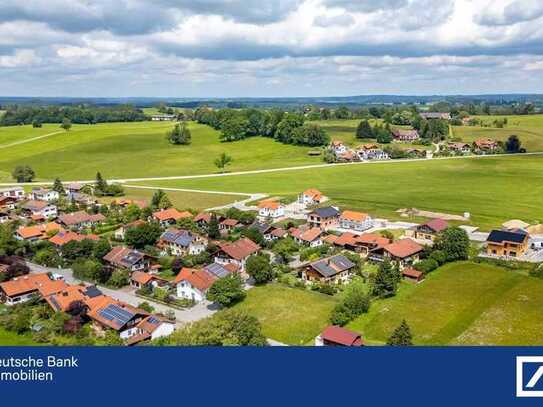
0 272 174 345
329 141 390 162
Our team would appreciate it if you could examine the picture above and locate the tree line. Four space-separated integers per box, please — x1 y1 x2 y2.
0 105 148 126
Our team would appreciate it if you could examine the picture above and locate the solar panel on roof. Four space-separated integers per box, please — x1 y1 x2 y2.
98 304 134 326
85 286 102 298
147 316 160 324
205 263 229 278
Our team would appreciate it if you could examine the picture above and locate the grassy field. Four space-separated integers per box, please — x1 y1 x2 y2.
100 186 240 210
133 154 543 230
0 327 38 345
232 283 338 345
0 121 322 183
452 114 543 152
347 262 543 346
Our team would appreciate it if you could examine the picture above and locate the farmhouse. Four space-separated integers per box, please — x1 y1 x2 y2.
447 142 471 154
103 246 151 273
308 206 340 230
370 238 423 269
333 232 391 256
330 140 348 156
298 189 324 206
473 138 498 153
408 218 448 242
214 238 260 272
0 196 17 211
420 112 451 120
258 200 285 219
157 228 208 256
485 229 530 258
392 129 420 142
58 211 106 230
0 186 25 200
220 218 239 233
339 210 373 232
174 267 217 302
302 254 356 285
152 208 192 226
290 227 323 247
21 200 58 219
356 144 389 160
315 326 363 347
30 187 59 202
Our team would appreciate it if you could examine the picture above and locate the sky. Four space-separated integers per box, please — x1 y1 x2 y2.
1 0 543 97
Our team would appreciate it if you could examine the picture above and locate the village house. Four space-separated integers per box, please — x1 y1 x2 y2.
337 150 358 162
290 227 323 247
402 267 425 283
339 210 373 232
302 254 356 285
157 228 208 256
214 237 260 272
330 140 348 156
258 200 285 219
0 273 55 305
485 229 530 258
308 206 340 230
103 246 151 273
152 208 192 226
49 231 99 250
174 267 217 302
125 315 175 346
44 284 102 313
332 232 391 256
30 187 59 202
66 183 85 194
21 200 58 220
315 325 363 347
473 138 498 153
392 129 420 142
298 188 324 206
194 212 214 229
267 227 287 241
114 220 146 240
204 262 239 278
220 218 239 234
0 196 18 211
15 222 64 242
420 112 451 120
67 192 96 206
356 144 389 161
151 114 176 121
407 218 448 242
447 142 471 155
130 271 168 291
0 186 25 200
113 199 148 209
370 238 424 269
58 211 106 230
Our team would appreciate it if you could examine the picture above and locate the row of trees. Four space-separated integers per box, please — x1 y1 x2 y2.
0 105 147 126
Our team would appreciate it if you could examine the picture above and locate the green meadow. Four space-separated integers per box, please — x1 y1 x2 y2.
0 121 321 183
347 262 543 346
134 154 543 230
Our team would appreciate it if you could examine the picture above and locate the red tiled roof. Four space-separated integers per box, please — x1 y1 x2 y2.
49 231 98 246
0 273 52 297
174 267 216 292
258 200 281 210
385 238 423 259
320 326 363 346
298 227 322 242
219 238 260 260
131 271 154 285
403 267 424 280
422 218 448 233
340 210 369 222
153 208 192 221
303 189 322 201
221 218 239 227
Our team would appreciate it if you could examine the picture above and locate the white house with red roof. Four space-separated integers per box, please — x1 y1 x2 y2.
174 267 217 302
214 237 260 272
298 189 324 206
315 326 363 347
258 200 285 219
408 218 449 242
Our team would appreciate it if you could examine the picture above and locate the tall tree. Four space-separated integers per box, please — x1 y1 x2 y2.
206 273 246 307
371 259 398 298
356 120 374 139
167 122 192 145
208 214 220 239
505 135 521 153
60 117 72 131
12 165 35 183
95 172 108 195
214 153 233 173
387 320 413 346
52 177 65 194
245 254 274 284
434 227 470 262
151 189 167 209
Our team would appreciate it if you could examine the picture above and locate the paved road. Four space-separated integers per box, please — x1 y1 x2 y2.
26 262 218 325
1 150 541 187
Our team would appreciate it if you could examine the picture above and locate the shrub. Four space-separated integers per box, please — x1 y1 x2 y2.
414 258 439 274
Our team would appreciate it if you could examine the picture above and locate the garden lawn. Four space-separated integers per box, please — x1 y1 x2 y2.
0 121 321 182
347 262 543 345
232 283 338 345
134 154 543 231
0 327 39 345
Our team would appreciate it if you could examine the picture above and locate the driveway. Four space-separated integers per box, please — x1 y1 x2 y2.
26 262 218 325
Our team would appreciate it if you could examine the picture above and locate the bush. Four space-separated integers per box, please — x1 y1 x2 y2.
429 249 447 265
414 258 439 274
107 269 129 288
206 273 246 307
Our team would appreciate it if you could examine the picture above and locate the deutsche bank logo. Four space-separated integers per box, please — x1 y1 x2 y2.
517 357 543 397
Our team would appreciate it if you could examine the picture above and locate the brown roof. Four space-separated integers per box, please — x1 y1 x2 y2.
421 218 448 233
221 218 239 227
194 213 212 223
219 238 260 260
131 271 154 285
103 246 145 268
403 267 424 280
49 231 98 246
323 234 339 244
385 238 423 259
270 228 287 238
59 211 105 226
320 326 363 346
17 222 64 240
22 200 49 211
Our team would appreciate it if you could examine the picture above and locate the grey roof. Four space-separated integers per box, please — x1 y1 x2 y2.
121 251 144 266
161 229 194 247
487 229 528 244
310 255 356 278
84 286 102 298
251 222 272 235
205 263 231 279
311 206 340 219
98 304 135 327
